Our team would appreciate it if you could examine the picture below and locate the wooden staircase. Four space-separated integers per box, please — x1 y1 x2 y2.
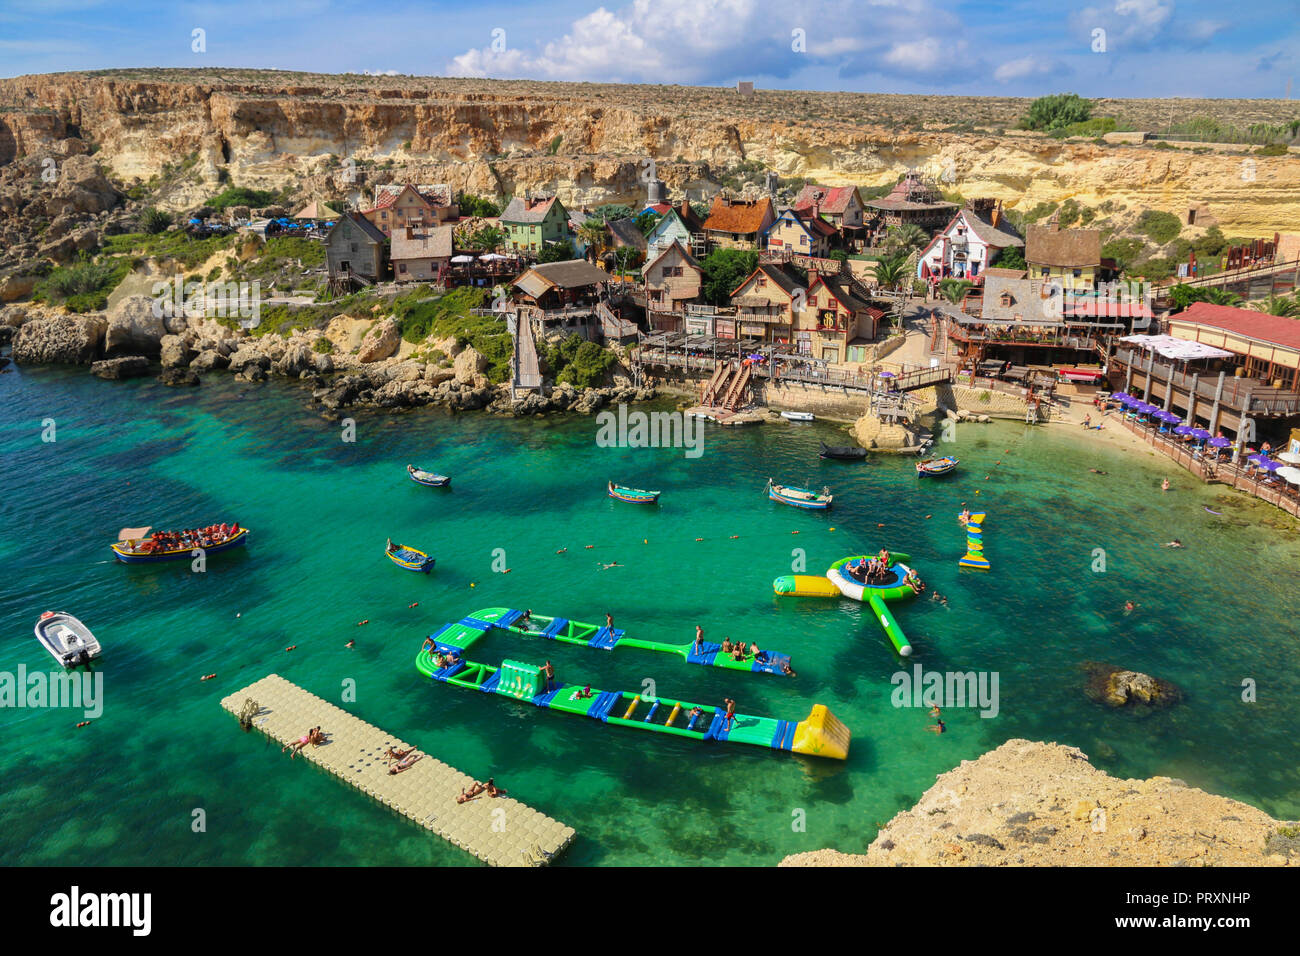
700 362 731 406
720 363 752 410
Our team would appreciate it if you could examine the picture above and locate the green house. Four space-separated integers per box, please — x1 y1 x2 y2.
500 195 569 254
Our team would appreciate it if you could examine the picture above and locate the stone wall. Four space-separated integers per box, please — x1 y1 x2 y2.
912 382 1048 421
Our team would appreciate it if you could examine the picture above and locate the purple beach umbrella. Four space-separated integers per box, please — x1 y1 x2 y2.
1189 428 1212 440
1174 425 1194 435
1208 437 1232 448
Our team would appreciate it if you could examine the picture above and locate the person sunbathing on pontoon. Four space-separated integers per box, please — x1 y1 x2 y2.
457 780 488 803
485 778 507 798
388 753 421 775
385 746 415 761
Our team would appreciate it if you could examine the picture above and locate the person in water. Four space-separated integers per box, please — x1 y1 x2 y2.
1165 539 1183 549
1123 600 1138 614
1089 468 1108 475
927 719 946 734
1161 478 1170 491
780 660 797 678
517 609 533 630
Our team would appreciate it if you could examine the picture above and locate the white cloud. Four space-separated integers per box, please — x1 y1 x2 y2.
445 0 969 85
994 55 1055 83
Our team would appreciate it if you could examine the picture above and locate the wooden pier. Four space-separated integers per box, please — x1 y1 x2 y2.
220 674 576 867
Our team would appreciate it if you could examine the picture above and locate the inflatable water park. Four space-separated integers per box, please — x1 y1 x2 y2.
958 511 990 570
414 607 850 760
774 551 922 656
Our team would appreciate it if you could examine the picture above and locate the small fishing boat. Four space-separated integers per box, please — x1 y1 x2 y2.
110 524 249 563
781 410 815 422
766 478 833 510
916 456 959 478
386 541 435 572
407 464 450 487
819 442 867 461
35 611 101 668
608 481 661 504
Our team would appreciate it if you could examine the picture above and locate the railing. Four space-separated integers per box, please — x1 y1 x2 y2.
1116 414 1300 517
1160 258 1300 291
1112 348 1300 416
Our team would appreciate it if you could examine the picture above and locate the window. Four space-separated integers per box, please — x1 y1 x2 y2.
381 212 387 220
1072 269 1082 278
1040 267 1049 277
757 277 767 287
399 263 407 274
350 243 358 252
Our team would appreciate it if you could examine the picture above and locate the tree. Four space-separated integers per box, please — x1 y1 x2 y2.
884 223 927 254
872 253 910 291
459 195 500 217
994 245 1026 270
591 203 634 222
701 248 758 305
463 225 504 251
1021 93 1093 132
1250 294 1300 317
577 219 608 259
611 246 644 274
538 240 577 263
139 207 173 235
938 278 975 305
1167 283 1244 311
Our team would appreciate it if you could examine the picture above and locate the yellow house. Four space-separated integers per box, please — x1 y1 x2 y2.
764 209 835 257
1025 221 1102 291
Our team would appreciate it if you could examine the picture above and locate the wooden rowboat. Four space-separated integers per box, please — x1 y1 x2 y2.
916 456 959 478
110 526 249 563
608 481 661 504
819 442 867 461
408 464 451 487
386 542 435 572
766 478 833 510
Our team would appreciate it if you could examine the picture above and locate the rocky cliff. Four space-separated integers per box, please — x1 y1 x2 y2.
2 70 1297 236
781 739 1298 867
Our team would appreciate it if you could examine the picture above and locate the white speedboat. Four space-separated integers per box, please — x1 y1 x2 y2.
780 410 815 422
34 611 101 668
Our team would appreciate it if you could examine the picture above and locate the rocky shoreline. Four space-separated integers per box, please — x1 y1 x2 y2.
2 297 656 416
781 739 1298 867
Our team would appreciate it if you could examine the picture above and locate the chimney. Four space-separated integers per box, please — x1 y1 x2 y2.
991 200 1001 229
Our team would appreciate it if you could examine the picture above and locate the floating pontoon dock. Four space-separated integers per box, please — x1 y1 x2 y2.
220 673 576 866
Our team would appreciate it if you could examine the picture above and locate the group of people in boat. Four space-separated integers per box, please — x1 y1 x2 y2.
131 522 240 553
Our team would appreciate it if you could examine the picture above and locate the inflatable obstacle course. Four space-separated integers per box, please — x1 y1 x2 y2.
414 607 846 760
773 553 922 657
959 512 989 570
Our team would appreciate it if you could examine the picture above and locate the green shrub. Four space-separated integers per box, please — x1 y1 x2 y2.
459 195 500 218
1020 93 1092 132
207 186 278 211
139 207 173 235
35 257 132 312
1256 143 1289 156
312 336 334 354
1135 210 1182 245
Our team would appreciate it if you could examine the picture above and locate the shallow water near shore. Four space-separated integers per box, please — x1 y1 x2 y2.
2 365 1299 866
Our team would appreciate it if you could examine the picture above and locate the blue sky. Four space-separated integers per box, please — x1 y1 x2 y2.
2 0 1299 99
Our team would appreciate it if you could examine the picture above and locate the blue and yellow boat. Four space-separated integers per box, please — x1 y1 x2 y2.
766 478 832 510
608 481 660 504
407 464 450 487
110 525 249 563
916 456 959 478
386 541 435 572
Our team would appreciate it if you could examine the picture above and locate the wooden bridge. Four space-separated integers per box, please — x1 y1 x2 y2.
1158 258 1300 302
888 365 952 392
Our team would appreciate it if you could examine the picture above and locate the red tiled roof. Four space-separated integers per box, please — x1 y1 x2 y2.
1173 302 1300 351
794 184 859 216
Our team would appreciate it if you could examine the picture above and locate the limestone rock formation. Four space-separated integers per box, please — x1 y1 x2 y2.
781 739 1296 867
90 355 150 379
356 318 400 363
1084 662 1182 709
453 345 487 384
104 294 167 357
12 314 106 365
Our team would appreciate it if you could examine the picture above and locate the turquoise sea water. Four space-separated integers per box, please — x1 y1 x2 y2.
2 365 1299 866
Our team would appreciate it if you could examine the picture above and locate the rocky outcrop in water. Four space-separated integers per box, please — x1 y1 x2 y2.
1083 662 1182 709
90 355 150 379
781 739 1296 867
356 318 400 364
104 294 167 357
11 313 105 365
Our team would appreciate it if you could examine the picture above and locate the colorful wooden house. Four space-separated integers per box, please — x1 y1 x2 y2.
764 208 836 257
501 194 570 254
702 196 775 251
800 275 883 364
916 199 1023 281
727 263 804 343
325 212 388 281
1025 218 1103 291
642 240 703 318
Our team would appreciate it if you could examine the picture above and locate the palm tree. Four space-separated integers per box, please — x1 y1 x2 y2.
938 278 975 305
873 253 910 291
577 219 608 261
1202 287 1244 308
1250 294 1300 317
885 223 928 254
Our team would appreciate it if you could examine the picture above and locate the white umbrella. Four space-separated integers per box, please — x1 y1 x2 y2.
1276 466 1300 485
451 255 474 263
1276 451 1300 465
